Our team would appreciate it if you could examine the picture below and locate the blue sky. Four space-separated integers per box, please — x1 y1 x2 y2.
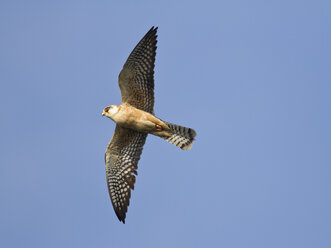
1 1 330 247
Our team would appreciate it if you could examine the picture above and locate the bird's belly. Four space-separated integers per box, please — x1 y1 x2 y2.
116 108 156 133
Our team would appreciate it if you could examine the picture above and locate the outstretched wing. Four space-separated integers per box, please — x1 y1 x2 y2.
118 27 158 114
105 125 147 223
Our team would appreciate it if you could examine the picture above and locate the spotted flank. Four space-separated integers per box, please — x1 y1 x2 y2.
162 122 196 150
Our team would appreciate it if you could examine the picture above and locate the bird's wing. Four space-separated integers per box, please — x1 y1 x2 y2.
118 27 158 114
105 125 147 223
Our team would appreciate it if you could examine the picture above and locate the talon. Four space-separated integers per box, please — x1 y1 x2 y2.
155 124 162 131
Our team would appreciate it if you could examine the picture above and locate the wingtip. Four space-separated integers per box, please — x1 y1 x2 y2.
149 26 158 33
144 26 158 44
115 211 126 224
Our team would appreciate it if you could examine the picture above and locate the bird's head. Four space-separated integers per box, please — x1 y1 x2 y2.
102 105 120 120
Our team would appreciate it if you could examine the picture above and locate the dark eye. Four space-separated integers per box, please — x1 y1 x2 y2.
104 107 110 112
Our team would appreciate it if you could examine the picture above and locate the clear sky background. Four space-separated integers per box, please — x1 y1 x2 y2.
1 1 330 247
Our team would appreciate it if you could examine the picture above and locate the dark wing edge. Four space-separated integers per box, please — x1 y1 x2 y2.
105 125 147 223
118 26 158 113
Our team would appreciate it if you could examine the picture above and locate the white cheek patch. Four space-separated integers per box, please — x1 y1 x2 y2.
109 107 118 115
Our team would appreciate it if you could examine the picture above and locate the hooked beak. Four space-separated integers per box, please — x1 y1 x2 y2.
102 110 106 116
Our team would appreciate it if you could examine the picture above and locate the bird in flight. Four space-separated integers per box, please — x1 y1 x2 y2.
102 27 196 223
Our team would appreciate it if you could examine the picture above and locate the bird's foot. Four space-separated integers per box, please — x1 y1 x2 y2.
155 124 162 131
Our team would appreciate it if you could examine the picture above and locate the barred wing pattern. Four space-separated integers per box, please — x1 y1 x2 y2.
105 125 147 223
118 27 158 114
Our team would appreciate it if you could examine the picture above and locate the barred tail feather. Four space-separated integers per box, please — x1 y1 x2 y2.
162 122 196 150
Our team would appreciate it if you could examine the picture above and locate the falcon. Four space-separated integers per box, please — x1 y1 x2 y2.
102 27 196 223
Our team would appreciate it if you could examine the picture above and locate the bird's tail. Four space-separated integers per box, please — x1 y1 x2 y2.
161 122 196 150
